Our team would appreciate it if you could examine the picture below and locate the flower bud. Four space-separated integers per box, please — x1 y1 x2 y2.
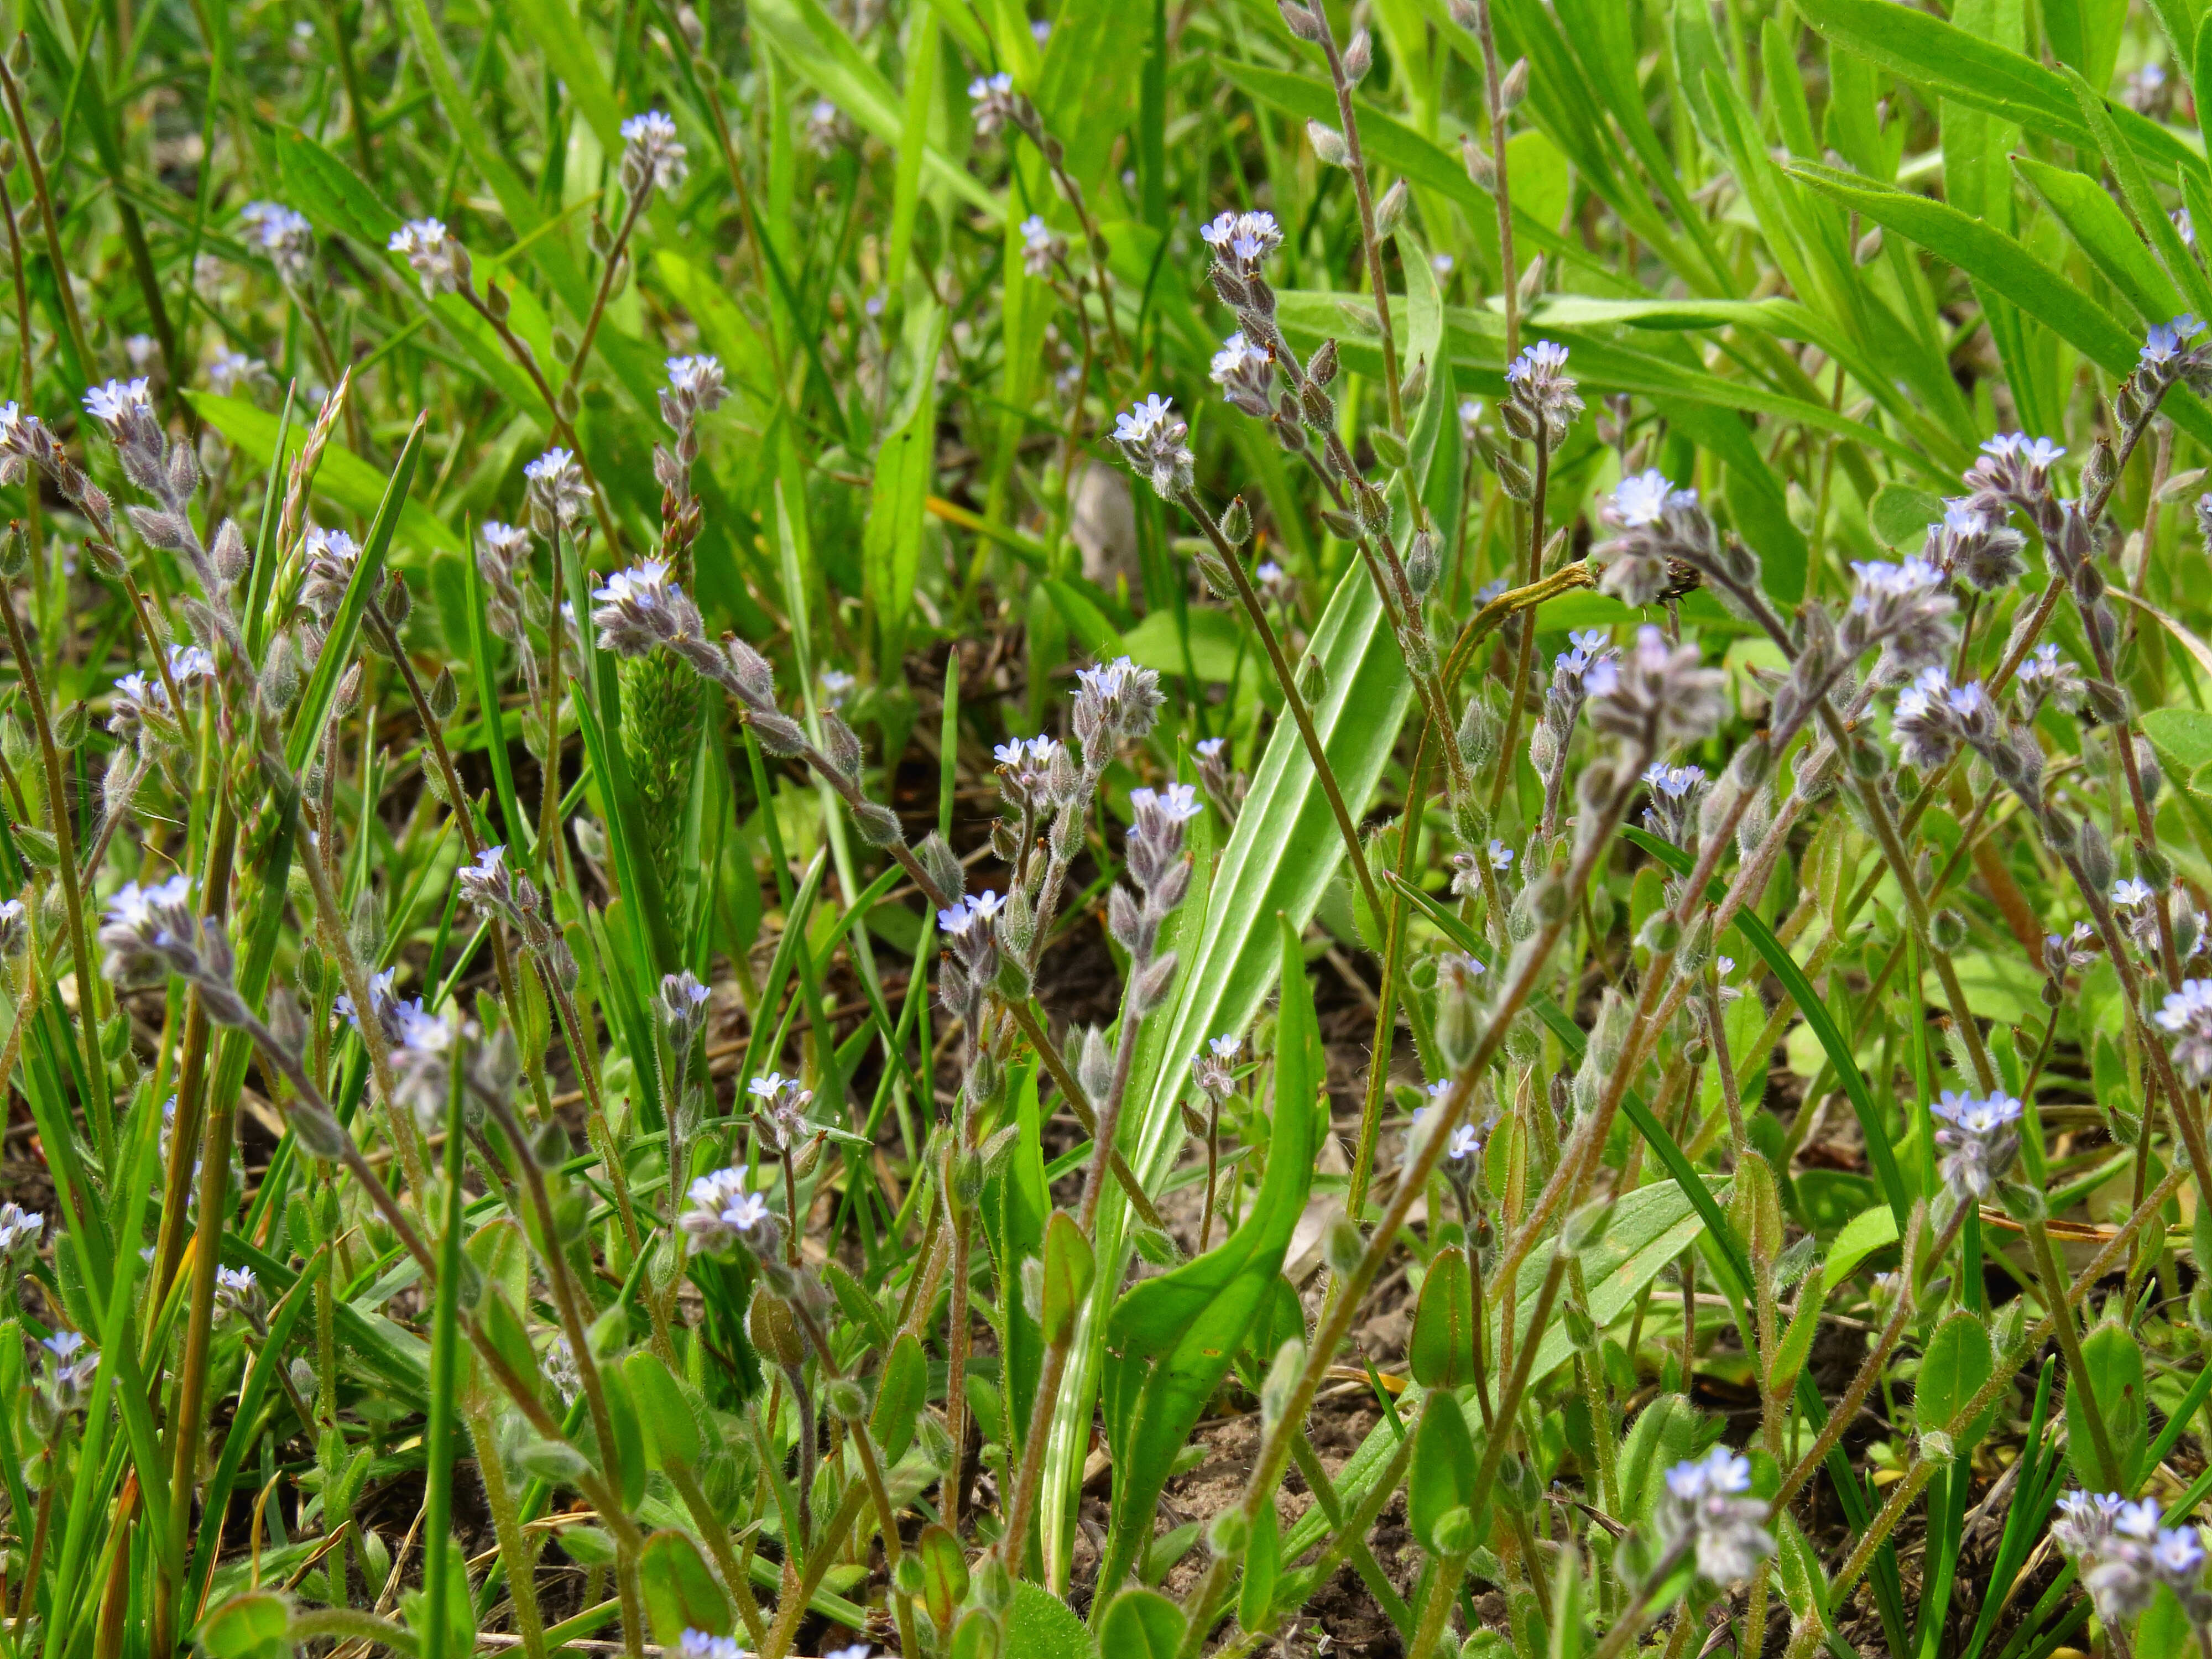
1374 176 1408 238
951 1147 985 1211
1432 1504 1477 1555
1260 1337 1305 1428
1406 530 1441 599
1207 1507 1250 1555
1295 1214 1360 1300
1220 495 1253 545
1308 120 1351 168
1462 134 1497 190
825 1377 868 1421
1500 58 1530 108
918 1410 956 1472
2077 816 2115 893
749 1291 804 1368
1342 29 1373 83
1563 1198 1614 1252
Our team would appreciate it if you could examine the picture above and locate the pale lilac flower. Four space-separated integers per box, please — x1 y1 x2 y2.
1113 393 1195 499
1926 499 2027 593
1073 655 1165 745
389 218 468 296
1502 340 1582 445
2155 979 2212 1083
0 1202 41 1256
1019 215 1062 278
1209 332 1274 418
1585 625 1726 750
241 202 315 280
662 354 728 423
82 378 154 436
1659 1448 1773 1584
1199 209 1283 275
660 971 712 1047
681 1166 772 1254
1929 1089 2023 1199
1639 762 1707 846
206 349 272 399
524 446 592 536
1845 558 1956 676
620 109 689 195
2140 313 2205 369
2014 642 2086 714
968 72 1018 137
99 874 197 982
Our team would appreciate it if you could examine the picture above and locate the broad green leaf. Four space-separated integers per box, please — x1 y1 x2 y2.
1775 1513 1832 1626
1004 1580 1090 1659
916 1525 968 1631
1040 1212 1095 1348
1624 826 1912 1230
826 1260 895 1353
871 1334 929 1466
1870 484 1946 551
1097 1588 1185 1659
2065 1319 2150 1490
886 11 938 300
1618 1395 1703 1523
507 0 623 149
624 1351 703 1468
1916 1311 1996 1446
185 394 459 557
1213 58 1608 280
1548 1540 1586 1659
601 1362 649 1511
1796 159 2212 456
1285 293 1949 483
982 1065 1050 1457
1823 1205 1901 1291
200 1593 291 1659
1408 1390 1483 1553
1034 0 1143 192
638 1530 728 1644
2017 159 2186 330
2043 0 2130 90
1410 1245 1477 1389
2059 66 2212 323
750 0 1000 218
1095 915 1323 1599
1795 0 2199 176
1670 0 1733 154
2138 1587 2196 1659
1121 608 1255 684
1494 1180 1723 1385
1046 503 1415 1585
1238 1497 1279 1630
863 299 945 675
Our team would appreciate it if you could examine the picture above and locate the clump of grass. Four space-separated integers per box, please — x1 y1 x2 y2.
0 5 2207 1659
